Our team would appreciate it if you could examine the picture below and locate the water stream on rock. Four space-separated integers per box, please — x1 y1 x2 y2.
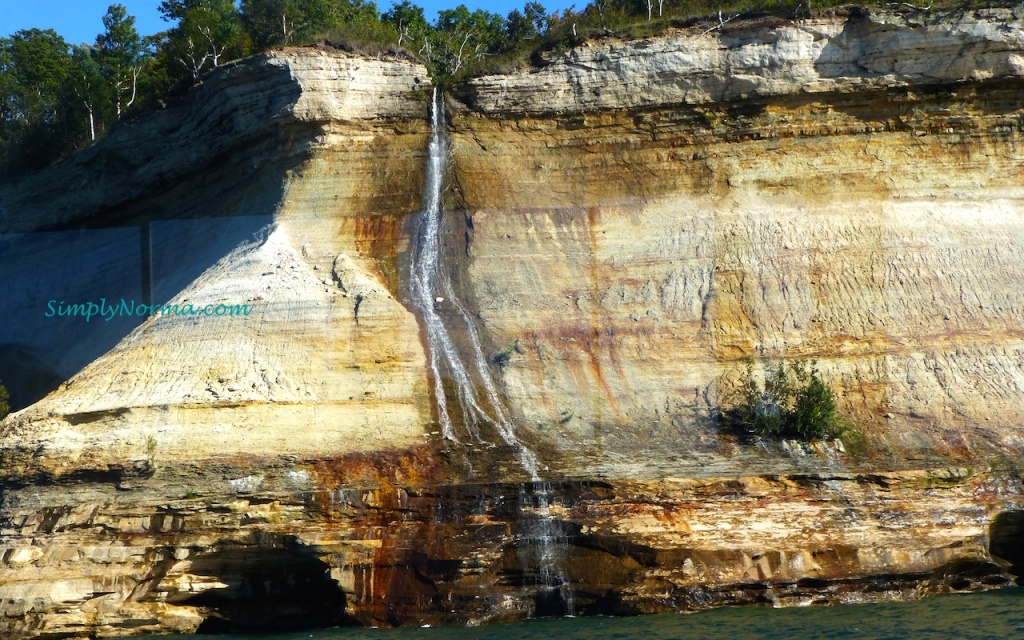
407 88 574 616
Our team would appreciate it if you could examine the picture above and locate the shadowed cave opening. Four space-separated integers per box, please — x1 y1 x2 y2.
174 544 355 634
990 511 1024 585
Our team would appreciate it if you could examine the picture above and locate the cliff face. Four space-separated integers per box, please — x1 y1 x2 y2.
448 7 1024 476
2 8 1024 638
1 49 435 469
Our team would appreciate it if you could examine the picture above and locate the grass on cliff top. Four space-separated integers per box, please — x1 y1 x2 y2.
308 20 421 62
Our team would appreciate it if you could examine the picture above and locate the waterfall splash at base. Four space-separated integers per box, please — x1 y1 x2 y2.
407 88 575 617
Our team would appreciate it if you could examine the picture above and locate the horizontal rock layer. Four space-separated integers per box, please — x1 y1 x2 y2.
457 7 1024 114
0 466 1020 636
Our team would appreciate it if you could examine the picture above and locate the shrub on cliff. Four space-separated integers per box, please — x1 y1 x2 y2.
0 381 9 420
724 359 849 441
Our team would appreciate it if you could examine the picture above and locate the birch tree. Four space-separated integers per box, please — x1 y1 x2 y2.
96 4 147 118
69 45 106 141
241 0 340 48
159 0 242 82
382 1 428 48
433 5 503 76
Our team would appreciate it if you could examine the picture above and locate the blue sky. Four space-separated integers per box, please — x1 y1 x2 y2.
0 0 554 45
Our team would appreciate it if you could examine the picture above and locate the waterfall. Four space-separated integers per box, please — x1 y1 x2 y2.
408 88 574 616
407 89 537 474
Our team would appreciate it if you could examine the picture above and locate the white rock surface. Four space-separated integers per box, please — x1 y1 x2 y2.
4 225 428 465
460 8 1024 115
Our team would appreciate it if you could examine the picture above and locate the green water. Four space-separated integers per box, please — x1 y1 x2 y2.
144 588 1024 639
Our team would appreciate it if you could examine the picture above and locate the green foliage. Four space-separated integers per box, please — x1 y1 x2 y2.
68 44 108 142
505 2 547 44
245 0 342 47
336 0 383 26
158 0 245 83
382 0 429 47
1 1 416 177
259 0 405 59
0 381 9 420
97 4 148 117
241 0 287 48
5 0 1005 179
5 29 70 94
0 9 160 178
727 359 850 441
492 338 525 367
317 21 403 58
423 5 506 79
0 29 81 177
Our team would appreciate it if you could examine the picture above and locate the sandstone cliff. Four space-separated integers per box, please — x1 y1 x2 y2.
1 7 1024 638
1 49 434 468
449 6 1024 476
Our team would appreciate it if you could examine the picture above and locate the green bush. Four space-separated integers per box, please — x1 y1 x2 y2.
726 359 849 441
492 338 525 367
0 381 9 420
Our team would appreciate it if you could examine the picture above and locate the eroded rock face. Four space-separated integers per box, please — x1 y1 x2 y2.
2 8 1024 638
0 49 434 473
457 7 1024 114
0 465 1020 636
446 8 1024 477
0 49 431 234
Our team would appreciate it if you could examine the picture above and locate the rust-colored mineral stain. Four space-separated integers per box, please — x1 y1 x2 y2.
524 332 560 420
351 446 439 483
351 215 400 260
583 205 627 422
311 444 446 513
339 214 404 294
307 445 456 626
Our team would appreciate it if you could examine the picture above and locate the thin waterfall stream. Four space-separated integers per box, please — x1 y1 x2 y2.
407 88 575 616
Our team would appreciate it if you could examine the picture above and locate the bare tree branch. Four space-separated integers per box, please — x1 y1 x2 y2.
702 11 741 36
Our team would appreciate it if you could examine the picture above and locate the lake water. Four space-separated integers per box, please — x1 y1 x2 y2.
142 588 1024 640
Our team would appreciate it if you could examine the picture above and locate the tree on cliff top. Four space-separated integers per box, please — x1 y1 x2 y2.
96 4 149 119
0 29 83 177
242 0 344 48
505 2 547 44
6 0 867 179
158 0 244 82
427 4 505 76
382 0 428 47
67 44 107 142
